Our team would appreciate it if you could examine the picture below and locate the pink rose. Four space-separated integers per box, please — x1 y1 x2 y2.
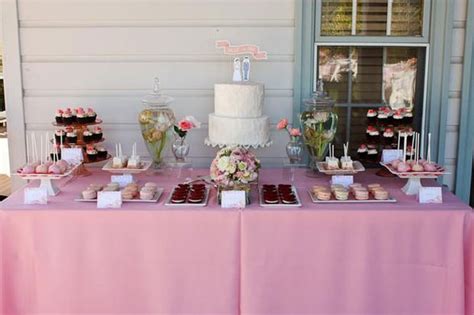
289 128 301 137
277 118 289 130
178 119 193 131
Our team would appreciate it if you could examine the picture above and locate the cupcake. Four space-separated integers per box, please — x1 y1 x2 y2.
367 145 378 162
93 127 103 141
66 130 77 144
366 126 380 143
70 108 77 123
357 144 368 160
96 146 107 159
377 108 389 126
382 127 394 145
404 109 413 124
55 109 64 124
83 130 94 143
393 109 404 126
366 109 377 123
54 129 66 144
87 108 97 123
86 145 98 162
62 111 73 125
76 107 88 124
82 189 97 200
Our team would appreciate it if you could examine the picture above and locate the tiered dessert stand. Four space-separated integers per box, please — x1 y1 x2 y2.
52 118 111 176
380 162 447 195
15 163 81 196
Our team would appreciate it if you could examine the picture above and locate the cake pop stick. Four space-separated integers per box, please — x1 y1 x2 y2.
26 133 30 164
427 133 431 164
46 132 50 162
403 134 407 163
410 134 415 162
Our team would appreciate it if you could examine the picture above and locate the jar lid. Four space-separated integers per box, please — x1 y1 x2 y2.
304 80 335 107
142 77 174 106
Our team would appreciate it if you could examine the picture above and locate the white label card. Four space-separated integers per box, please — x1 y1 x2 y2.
331 175 354 188
111 175 134 188
382 149 403 164
419 187 443 204
24 187 48 205
221 190 246 209
61 148 84 164
97 191 122 209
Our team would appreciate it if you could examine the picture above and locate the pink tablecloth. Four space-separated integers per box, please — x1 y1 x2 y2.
0 168 472 314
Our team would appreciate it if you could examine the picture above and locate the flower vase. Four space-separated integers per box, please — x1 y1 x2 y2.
139 78 175 168
172 137 190 162
286 138 304 164
300 80 338 171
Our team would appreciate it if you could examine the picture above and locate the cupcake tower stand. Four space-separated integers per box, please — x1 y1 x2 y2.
52 118 111 176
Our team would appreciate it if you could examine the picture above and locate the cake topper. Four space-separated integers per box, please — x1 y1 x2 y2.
233 58 242 82
242 57 250 81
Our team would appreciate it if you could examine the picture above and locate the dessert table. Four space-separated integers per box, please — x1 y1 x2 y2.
0 168 472 315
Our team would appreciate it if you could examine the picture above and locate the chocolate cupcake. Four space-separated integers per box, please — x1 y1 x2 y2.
62 112 73 125
404 109 413 124
93 127 103 141
66 130 77 144
83 130 94 143
96 146 107 159
76 112 88 124
357 144 368 160
366 109 377 124
367 146 378 162
54 130 66 144
55 109 64 124
382 127 395 145
86 146 98 162
366 126 380 143
87 108 97 123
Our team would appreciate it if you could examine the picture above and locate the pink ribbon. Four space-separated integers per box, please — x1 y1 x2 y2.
216 40 268 60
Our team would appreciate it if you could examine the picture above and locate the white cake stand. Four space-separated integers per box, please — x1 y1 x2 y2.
204 138 273 149
102 160 152 175
14 163 81 196
380 163 448 195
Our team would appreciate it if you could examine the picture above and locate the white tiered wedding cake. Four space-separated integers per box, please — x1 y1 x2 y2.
206 82 271 148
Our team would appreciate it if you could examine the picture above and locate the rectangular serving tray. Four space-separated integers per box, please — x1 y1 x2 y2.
259 185 302 208
316 160 365 175
75 188 164 203
308 190 397 204
164 186 211 207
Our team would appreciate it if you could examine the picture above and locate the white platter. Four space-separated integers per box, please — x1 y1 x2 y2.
308 190 397 204
164 186 211 207
259 185 302 208
380 162 447 178
15 162 81 180
75 188 164 203
102 160 152 174
317 160 366 175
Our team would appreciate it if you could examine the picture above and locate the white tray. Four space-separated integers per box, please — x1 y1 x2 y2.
259 185 302 208
164 186 211 207
102 160 152 174
317 160 365 175
75 188 164 203
380 162 447 178
15 162 81 180
308 190 397 204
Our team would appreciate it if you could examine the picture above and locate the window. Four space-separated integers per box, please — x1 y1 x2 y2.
314 0 430 159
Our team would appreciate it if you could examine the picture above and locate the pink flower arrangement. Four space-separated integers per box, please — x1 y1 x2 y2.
277 118 302 141
174 115 201 138
210 147 260 187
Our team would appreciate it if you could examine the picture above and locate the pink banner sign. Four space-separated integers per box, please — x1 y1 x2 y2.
216 40 268 60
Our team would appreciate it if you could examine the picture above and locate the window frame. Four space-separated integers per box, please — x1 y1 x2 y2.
313 42 430 154
315 0 432 43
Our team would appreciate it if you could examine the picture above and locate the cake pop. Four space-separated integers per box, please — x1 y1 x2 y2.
397 162 411 173
48 164 62 174
20 165 35 174
35 164 48 174
423 163 438 172
412 163 424 172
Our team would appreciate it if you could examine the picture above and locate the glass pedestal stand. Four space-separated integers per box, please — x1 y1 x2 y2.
283 162 307 183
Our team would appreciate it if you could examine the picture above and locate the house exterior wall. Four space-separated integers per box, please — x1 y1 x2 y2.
15 0 296 167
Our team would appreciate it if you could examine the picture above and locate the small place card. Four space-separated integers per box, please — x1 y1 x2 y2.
221 190 246 209
382 149 403 164
111 174 134 188
61 148 84 164
97 191 122 209
331 175 354 188
419 187 443 204
24 187 48 205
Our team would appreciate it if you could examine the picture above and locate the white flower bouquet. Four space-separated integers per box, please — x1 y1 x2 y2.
210 146 260 187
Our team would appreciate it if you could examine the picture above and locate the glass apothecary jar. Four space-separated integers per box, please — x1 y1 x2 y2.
300 80 338 171
138 78 176 168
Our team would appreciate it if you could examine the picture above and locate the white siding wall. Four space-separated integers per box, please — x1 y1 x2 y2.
444 0 468 188
18 0 296 167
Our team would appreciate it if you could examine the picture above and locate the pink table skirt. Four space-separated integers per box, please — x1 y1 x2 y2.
0 168 472 314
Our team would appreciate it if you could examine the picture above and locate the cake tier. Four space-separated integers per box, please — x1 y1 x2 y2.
208 113 270 146
214 82 264 118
